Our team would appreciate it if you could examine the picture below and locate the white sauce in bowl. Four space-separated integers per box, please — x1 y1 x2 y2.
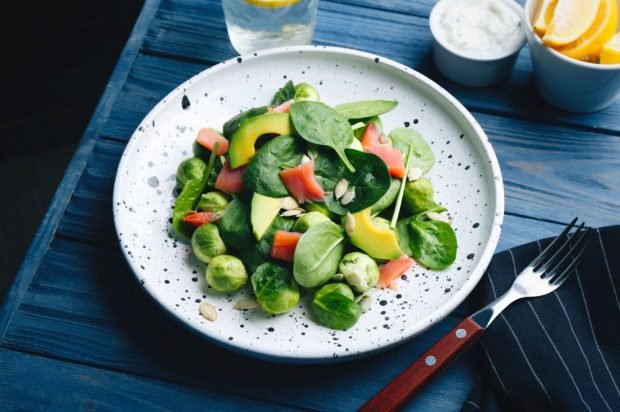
435 0 523 58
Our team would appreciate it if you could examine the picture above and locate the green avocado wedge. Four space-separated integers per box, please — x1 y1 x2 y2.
228 112 292 169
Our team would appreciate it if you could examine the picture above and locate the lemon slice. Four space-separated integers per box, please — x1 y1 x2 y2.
542 0 601 46
245 0 300 8
533 0 558 36
600 33 620 64
556 0 617 60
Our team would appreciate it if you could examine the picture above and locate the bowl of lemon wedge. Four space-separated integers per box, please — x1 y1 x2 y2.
525 0 620 112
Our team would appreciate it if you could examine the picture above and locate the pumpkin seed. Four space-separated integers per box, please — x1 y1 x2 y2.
280 208 304 217
340 188 356 205
330 273 344 282
359 295 373 313
301 154 312 164
334 179 349 200
199 302 217 321
234 297 259 310
281 196 299 210
344 213 355 234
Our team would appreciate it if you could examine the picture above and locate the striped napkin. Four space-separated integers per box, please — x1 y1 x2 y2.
462 226 620 412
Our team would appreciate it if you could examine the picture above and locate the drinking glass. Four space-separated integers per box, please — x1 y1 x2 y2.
222 0 319 55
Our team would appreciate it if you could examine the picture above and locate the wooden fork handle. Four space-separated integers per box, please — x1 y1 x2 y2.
359 317 484 412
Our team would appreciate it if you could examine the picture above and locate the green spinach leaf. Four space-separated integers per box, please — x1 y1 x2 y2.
242 135 305 197
256 215 296 257
293 221 345 288
334 100 398 119
271 80 296 106
389 128 435 173
408 218 457 269
370 178 400 216
218 197 254 248
290 101 356 172
314 148 391 215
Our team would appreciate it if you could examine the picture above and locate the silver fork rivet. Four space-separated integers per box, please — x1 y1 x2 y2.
456 328 467 339
425 356 436 366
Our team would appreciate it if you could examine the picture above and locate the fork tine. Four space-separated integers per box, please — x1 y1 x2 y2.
547 229 593 286
538 222 586 277
530 217 578 269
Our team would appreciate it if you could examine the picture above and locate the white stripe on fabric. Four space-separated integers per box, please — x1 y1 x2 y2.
575 267 620 399
597 228 620 311
533 241 612 411
464 400 481 410
480 340 511 401
485 272 555 410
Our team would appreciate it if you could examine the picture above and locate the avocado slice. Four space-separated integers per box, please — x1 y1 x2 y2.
305 202 336 219
251 193 283 240
345 208 402 260
228 112 292 169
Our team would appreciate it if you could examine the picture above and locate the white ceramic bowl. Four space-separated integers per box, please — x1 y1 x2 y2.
524 0 620 112
429 0 526 87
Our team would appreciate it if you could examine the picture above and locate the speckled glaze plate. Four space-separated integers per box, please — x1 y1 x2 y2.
113 46 504 363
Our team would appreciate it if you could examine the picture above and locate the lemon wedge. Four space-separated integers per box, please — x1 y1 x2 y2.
556 0 617 60
533 0 558 36
245 0 300 8
600 33 620 64
542 0 601 46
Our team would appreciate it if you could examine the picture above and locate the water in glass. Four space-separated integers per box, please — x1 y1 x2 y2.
222 0 318 55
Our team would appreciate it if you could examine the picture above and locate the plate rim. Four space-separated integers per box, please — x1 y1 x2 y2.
112 45 504 363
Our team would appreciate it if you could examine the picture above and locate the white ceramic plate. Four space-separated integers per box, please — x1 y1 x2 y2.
113 46 504 363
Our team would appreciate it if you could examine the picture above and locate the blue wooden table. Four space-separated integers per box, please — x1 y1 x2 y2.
2 0 619 410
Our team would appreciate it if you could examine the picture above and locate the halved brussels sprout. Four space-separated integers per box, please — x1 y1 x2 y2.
294 83 320 102
198 191 229 213
206 254 247 292
176 157 206 188
292 211 330 233
338 252 380 293
192 223 226 263
312 283 361 330
251 262 300 314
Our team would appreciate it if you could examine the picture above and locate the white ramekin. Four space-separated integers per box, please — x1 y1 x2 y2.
429 0 527 87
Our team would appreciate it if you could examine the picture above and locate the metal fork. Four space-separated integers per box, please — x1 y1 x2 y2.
360 218 593 412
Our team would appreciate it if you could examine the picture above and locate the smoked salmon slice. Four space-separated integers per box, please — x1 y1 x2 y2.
215 159 245 194
271 230 303 262
378 255 415 289
365 145 406 178
279 160 325 203
196 128 229 156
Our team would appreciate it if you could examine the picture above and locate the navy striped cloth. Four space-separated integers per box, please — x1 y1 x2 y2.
462 226 620 412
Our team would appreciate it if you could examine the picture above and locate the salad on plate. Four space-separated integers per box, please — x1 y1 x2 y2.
171 80 457 330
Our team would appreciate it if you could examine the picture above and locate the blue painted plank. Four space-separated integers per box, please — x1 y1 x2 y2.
2 238 473 411
0 348 296 411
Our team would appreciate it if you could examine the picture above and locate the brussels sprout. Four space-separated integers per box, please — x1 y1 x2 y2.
198 191 229 213
251 262 300 314
312 283 361 330
176 157 207 188
192 224 226 263
206 255 248 292
403 178 444 215
294 83 320 102
293 211 330 233
314 282 354 301
338 252 380 293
